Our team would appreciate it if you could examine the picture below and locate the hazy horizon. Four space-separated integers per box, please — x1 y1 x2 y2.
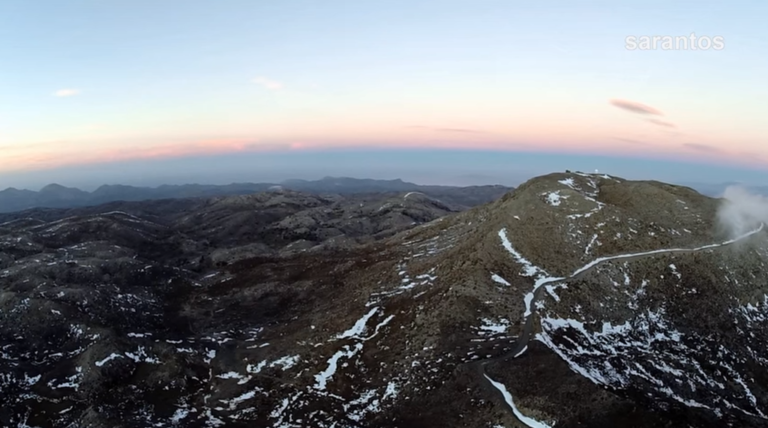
2 149 766 192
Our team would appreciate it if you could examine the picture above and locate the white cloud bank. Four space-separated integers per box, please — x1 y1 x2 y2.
717 186 768 238
53 89 80 97
252 76 282 90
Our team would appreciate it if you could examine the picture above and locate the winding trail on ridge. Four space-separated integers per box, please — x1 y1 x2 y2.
467 222 766 427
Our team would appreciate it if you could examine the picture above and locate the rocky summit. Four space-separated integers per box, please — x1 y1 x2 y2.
1 172 768 428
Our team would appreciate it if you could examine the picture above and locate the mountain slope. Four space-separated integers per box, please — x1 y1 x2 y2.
1 172 767 427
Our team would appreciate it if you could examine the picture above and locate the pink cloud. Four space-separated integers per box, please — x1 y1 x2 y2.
609 99 663 115
0 139 273 172
3 135 767 174
646 118 677 128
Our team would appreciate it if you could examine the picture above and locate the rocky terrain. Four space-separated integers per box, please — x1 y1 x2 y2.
0 189 474 269
1 172 768 428
0 177 511 213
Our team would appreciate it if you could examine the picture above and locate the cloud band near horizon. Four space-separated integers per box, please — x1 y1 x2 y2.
0 136 764 174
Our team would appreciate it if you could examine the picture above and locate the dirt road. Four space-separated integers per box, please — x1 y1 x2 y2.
470 223 765 427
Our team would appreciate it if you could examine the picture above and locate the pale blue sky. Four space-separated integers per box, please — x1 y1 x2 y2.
0 1 766 189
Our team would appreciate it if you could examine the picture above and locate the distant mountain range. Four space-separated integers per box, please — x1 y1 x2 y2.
0 177 513 213
3 176 763 214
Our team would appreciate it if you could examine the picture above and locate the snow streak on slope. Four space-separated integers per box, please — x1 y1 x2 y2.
284 224 471 425
484 374 553 428
491 273 511 286
536 309 767 419
534 222 768 421
498 228 564 317
337 307 379 339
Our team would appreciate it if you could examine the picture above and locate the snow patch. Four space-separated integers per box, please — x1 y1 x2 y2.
484 374 553 428
491 273 511 286
337 307 379 339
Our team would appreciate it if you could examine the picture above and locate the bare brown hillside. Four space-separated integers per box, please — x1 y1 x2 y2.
1 172 767 428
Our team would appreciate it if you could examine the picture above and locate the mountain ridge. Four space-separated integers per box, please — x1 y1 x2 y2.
1 171 767 427
0 177 512 214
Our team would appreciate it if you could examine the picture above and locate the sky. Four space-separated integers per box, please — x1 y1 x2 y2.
1 0 767 190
